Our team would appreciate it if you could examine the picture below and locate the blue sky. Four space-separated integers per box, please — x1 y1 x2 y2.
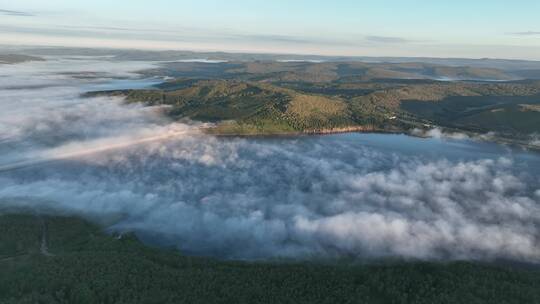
1 0 540 59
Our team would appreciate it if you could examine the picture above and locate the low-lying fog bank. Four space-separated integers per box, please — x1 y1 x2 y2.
1 57 539 263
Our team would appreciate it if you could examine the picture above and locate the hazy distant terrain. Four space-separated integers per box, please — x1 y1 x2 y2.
142 60 526 81
0 54 44 64
16 46 540 71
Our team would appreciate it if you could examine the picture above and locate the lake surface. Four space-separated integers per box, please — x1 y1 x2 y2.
1 58 539 262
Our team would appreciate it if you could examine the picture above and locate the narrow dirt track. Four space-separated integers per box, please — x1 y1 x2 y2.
40 218 54 257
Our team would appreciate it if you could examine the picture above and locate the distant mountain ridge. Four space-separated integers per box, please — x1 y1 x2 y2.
0 54 44 64
14 46 540 74
143 61 531 82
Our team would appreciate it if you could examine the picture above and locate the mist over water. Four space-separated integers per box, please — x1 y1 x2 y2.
1 58 540 262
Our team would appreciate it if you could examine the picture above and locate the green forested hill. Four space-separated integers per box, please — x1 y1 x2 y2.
88 77 540 140
88 80 393 135
1 214 539 304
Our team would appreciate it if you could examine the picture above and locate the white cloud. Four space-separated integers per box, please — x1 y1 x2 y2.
411 128 470 140
1 58 540 263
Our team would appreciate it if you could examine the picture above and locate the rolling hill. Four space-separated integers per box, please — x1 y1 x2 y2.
88 76 540 141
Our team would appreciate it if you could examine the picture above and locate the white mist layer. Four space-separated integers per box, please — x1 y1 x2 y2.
1 57 539 263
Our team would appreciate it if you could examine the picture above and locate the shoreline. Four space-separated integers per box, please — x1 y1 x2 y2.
204 125 540 152
205 125 387 138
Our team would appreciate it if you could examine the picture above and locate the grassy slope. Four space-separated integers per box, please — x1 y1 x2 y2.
87 62 540 138
108 80 372 135
1 213 540 304
134 82 540 134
